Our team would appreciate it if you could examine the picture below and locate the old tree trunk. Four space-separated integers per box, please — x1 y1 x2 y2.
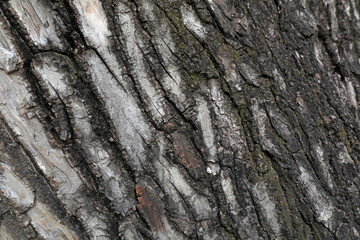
0 0 360 239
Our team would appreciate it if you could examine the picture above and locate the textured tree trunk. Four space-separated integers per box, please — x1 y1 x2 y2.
0 0 359 239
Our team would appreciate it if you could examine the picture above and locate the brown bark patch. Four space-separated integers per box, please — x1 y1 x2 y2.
136 185 165 232
172 132 202 170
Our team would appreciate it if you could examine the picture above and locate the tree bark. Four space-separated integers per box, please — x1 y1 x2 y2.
0 0 359 239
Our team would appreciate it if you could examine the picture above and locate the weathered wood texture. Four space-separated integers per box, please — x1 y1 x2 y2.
0 0 359 239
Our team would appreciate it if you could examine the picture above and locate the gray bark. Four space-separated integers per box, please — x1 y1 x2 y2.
0 0 359 239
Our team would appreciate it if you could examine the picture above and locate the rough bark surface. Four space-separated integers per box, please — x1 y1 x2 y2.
0 0 359 239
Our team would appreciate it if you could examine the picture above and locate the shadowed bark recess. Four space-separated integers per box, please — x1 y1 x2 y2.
0 0 359 239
